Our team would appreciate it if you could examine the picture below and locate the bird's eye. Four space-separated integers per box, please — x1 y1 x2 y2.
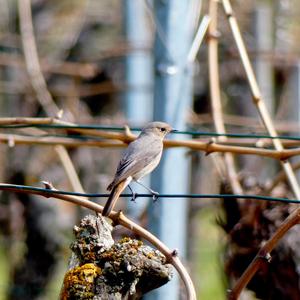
160 127 166 132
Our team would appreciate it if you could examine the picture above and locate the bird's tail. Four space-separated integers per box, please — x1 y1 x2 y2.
102 178 131 217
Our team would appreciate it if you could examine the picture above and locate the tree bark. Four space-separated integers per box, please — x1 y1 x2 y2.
60 214 172 299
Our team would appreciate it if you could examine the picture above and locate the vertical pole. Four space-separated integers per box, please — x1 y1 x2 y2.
147 1 194 299
288 62 300 171
123 0 153 125
255 3 274 114
243 2 275 176
255 2 275 178
289 63 300 123
123 0 153 217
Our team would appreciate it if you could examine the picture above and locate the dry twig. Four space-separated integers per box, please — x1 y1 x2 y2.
3 130 300 160
222 0 300 199
0 52 97 78
208 0 243 194
18 0 59 116
267 161 300 193
18 0 86 195
220 0 300 297
228 206 300 300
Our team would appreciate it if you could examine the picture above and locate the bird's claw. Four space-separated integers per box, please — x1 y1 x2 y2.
152 192 159 202
130 192 137 202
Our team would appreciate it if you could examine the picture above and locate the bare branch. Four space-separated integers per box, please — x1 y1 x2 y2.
2 128 300 160
228 205 300 300
267 161 300 193
220 1 300 298
18 0 59 116
18 0 87 197
222 0 300 199
0 52 98 78
208 0 243 194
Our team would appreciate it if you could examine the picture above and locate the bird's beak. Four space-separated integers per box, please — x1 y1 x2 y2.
171 128 178 133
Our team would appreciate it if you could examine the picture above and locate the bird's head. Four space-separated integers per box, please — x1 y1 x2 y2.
141 121 176 139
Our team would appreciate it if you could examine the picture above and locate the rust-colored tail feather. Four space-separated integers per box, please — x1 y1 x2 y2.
102 180 128 217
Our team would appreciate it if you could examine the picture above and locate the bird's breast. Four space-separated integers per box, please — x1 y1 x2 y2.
133 154 161 180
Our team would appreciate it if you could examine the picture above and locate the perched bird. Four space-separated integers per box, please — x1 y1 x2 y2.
102 121 174 217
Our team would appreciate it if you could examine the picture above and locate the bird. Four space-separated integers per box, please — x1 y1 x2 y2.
102 121 175 217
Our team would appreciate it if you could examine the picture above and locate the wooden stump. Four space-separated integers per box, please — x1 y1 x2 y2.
60 214 172 299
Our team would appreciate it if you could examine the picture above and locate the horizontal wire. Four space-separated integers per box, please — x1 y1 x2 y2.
0 183 298 204
0 131 297 152
0 131 279 149
0 123 300 141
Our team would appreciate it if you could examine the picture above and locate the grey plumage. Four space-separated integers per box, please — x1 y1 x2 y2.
102 121 173 216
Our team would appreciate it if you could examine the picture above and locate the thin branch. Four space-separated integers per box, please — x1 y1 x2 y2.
0 117 137 141
0 114 300 140
190 112 300 133
0 133 127 147
221 1 300 298
3 119 300 160
18 0 59 116
3 116 300 148
0 182 196 300
0 117 56 125
18 0 87 198
208 0 243 194
0 52 98 78
3 132 300 160
266 161 300 193
222 0 300 199
187 15 211 63
228 205 300 300
0 80 119 98
54 145 86 195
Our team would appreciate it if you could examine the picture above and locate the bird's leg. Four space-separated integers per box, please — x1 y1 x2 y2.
128 185 137 202
135 180 159 202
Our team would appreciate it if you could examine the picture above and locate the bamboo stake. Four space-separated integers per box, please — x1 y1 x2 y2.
208 0 243 194
222 0 300 199
221 1 300 298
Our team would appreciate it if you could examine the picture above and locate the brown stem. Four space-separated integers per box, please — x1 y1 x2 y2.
190 112 300 133
221 0 300 199
0 52 97 78
2 116 300 146
228 206 300 300
266 161 300 193
18 0 87 197
208 0 243 194
2 132 300 160
18 0 59 116
221 1 300 298
54 145 86 195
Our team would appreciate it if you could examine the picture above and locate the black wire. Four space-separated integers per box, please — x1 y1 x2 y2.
1 123 300 141
0 184 298 204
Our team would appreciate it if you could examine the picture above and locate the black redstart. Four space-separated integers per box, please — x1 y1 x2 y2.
102 121 174 216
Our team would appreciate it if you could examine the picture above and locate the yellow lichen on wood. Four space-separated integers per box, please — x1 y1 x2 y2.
60 263 101 300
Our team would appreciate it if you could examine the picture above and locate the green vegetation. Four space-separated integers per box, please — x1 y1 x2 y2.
195 206 226 300
0 243 9 300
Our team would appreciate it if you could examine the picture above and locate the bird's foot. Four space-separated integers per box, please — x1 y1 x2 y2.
152 191 159 202
130 192 137 202
128 185 137 202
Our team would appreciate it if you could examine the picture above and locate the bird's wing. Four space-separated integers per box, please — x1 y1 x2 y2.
108 137 162 189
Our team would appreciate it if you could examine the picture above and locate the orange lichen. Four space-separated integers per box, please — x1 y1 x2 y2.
60 263 101 300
